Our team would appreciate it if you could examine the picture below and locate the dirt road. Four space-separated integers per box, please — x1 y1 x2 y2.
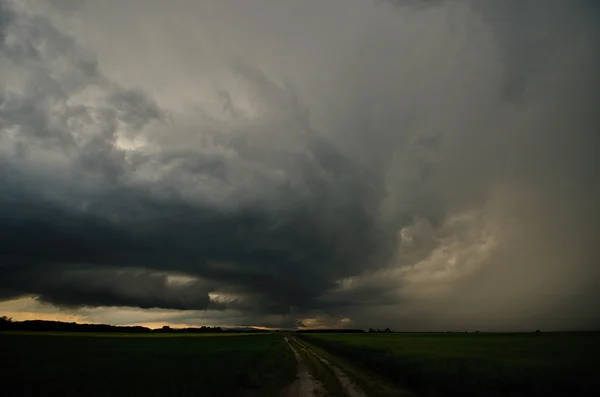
280 337 326 397
281 336 366 397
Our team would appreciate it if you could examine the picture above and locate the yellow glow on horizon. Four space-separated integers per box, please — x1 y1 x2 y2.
0 297 274 330
1 310 84 323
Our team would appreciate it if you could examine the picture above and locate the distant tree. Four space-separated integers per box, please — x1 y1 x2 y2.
366 327 394 333
296 329 365 334
0 316 13 330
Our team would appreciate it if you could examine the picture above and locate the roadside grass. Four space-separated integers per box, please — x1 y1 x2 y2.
242 334 297 396
288 336 344 396
0 332 295 397
301 332 600 397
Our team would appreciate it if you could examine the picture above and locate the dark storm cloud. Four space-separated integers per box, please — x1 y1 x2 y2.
0 149 382 312
3 264 214 310
1 0 599 330
0 0 385 316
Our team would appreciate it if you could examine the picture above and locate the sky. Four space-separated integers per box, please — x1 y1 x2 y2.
0 0 599 331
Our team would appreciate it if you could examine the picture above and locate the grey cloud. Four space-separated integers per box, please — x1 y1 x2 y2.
7 266 214 311
0 2 11 42
1 0 599 330
108 88 163 129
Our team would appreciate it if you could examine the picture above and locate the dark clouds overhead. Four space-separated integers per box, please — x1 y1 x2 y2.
1 0 599 330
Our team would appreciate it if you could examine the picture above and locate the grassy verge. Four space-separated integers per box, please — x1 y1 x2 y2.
242 334 297 396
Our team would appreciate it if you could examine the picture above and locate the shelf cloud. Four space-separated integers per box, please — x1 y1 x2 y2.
1 0 598 330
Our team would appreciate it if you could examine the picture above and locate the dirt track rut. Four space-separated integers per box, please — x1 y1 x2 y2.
280 336 326 397
281 336 366 397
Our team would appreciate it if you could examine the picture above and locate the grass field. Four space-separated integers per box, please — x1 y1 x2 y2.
4 330 599 397
300 332 600 397
0 332 296 397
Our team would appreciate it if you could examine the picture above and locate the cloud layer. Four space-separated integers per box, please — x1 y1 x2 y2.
1 0 599 330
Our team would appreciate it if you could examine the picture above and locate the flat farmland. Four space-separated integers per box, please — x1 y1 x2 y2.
3 331 599 397
299 332 600 397
0 332 295 397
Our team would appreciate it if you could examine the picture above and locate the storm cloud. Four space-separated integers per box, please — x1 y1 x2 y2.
0 0 598 330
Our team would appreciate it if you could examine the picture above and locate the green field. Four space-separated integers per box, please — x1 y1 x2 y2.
0 332 296 397
300 332 600 397
3 331 600 397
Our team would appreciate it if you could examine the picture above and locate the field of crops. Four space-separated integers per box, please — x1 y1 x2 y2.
0 332 296 397
300 332 600 397
4 330 599 397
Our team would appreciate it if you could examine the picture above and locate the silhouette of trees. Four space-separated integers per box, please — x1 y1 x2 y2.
0 316 400 335
296 329 365 333
368 327 393 333
0 316 233 334
0 319 153 333
0 316 13 330
178 326 224 333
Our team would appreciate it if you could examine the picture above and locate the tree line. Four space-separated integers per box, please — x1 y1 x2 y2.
296 329 366 333
2 316 394 334
0 316 235 333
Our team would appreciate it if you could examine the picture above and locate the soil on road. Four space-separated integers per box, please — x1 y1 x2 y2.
280 336 326 397
281 336 367 397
